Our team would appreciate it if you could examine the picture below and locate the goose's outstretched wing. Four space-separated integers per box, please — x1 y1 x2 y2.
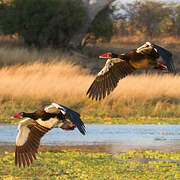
87 58 135 100
52 103 86 135
151 43 176 74
15 118 52 167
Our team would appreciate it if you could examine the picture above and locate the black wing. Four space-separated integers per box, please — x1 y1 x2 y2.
52 103 86 135
151 43 176 74
87 58 135 100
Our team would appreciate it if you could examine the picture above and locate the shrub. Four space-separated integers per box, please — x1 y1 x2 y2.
0 0 87 48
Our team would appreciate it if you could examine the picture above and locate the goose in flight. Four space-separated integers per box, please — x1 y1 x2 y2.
87 42 176 101
12 103 86 167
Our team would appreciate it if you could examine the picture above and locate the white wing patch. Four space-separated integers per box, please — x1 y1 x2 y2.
52 102 61 109
97 58 123 76
16 118 35 146
36 117 59 129
44 103 60 114
52 103 66 115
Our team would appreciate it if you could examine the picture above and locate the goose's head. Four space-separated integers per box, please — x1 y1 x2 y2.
12 112 24 119
99 52 118 59
136 42 159 58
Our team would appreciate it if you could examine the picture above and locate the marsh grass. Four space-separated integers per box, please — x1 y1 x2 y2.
0 61 180 124
0 35 180 124
0 150 179 179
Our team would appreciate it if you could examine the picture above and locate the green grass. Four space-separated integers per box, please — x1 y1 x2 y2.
0 150 179 179
83 116 180 124
1 97 180 125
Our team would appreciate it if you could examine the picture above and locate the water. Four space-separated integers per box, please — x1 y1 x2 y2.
0 124 180 150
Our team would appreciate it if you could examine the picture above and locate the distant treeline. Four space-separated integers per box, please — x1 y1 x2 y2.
113 0 180 37
0 0 180 48
0 0 113 48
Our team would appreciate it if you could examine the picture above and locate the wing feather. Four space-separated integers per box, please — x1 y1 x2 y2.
92 81 98 100
15 119 51 167
151 43 176 74
95 81 99 100
51 103 86 135
106 77 111 95
99 80 103 100
87 58 135 100
102 75 107 99
108 73 115 89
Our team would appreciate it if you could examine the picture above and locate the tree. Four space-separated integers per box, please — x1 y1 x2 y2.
114 0 171 37
68 0 114 47
0 0 87 48
0 0 114 48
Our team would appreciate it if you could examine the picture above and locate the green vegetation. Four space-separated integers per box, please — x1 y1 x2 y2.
1 96 180 125
114 0 180 37
0 0 86 48
0 150 179 179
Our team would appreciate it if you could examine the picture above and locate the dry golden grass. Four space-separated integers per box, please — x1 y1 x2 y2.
1 61 180 102
0 35 180 124
109 35 180 49
0 61 180 123
112 74 180 101
0 61 92 105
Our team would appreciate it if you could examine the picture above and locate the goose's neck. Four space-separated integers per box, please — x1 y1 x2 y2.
22 112 38 120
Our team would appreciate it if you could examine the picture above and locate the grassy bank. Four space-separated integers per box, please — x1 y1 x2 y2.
0 61 180 124
0 150 179 179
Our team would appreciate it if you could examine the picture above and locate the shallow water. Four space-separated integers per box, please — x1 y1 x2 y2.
0 124 180 151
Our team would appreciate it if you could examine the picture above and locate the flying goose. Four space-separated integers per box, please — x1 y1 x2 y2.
87 42 176 100
12 103 86 167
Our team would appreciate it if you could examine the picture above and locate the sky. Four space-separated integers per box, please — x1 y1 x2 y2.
115 0 180 3
90 0 180 5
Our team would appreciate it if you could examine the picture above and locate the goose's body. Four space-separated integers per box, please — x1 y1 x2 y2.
12 103 86 167
87 42 176 100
